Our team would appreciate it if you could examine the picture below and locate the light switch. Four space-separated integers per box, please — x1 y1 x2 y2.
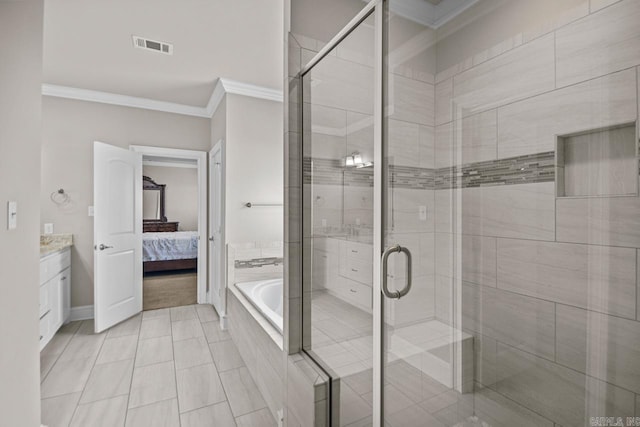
7 201 17 230
44 223 54 234
88 206 94 217
419 205 427 221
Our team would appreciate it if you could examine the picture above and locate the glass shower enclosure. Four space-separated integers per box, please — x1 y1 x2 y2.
300 0 640 425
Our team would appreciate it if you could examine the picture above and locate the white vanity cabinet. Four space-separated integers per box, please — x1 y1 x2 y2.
336 240 372 312
313 237 373 312
39 248 71 350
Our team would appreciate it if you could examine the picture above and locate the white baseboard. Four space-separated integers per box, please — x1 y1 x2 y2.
69 305 94 321
219 314 228 330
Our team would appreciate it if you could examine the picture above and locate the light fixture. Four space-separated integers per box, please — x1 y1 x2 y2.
345 152 373 168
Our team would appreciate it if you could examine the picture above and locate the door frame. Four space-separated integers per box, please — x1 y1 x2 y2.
129 145 209 304
209 140 227 325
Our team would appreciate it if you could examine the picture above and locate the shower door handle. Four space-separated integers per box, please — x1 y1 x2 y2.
381 244 412 300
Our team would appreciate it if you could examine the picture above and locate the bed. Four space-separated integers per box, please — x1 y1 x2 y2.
143 231 199 273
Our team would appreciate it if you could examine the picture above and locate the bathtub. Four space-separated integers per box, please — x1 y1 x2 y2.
236 278 283 334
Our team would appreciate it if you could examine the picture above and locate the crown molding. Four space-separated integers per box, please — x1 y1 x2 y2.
362 0 479 29
205 79 227 118
219 78 284 103
42 79 283 119
41 84 210 118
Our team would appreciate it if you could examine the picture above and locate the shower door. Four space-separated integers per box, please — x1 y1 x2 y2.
301 0 640 425
379 0 640 426
301 5 379 426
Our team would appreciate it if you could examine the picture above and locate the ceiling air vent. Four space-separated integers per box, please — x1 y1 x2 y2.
132 36 173 55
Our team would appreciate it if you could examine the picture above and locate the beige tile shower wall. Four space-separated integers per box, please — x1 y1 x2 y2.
462 283 556 360
495 343 634 427
497 68 637 158
452 34 555 117
556 196 640 247
556 304 640 394
556 0 640 87
434 184 556 240
435 110 497 168
497 239 637 319
590 0 622 12
460 183 556 241
432 1 640 424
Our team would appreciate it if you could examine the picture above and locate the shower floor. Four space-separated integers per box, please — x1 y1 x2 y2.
310 291 476 427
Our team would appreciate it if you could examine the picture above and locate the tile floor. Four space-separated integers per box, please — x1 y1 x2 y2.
40 304 276 427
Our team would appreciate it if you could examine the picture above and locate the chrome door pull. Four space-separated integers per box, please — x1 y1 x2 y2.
381 244 412 299
98 244 113 251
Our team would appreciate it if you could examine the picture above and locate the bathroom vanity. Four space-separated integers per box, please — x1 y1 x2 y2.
39 235 72 350
313 236 373 312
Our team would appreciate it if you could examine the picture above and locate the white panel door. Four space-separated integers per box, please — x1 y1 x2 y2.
209 142 225 317
93 141 143 333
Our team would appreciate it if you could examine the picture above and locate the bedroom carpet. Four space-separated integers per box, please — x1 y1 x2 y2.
143 272 197 310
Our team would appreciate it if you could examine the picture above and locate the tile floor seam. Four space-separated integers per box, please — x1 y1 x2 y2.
40 321 82 384
175 360 219 373
68 320 108 425
123 315 143 427
203 319 233 410
169 316 183 427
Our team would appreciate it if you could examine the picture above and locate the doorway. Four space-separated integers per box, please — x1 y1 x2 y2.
130 145 209 311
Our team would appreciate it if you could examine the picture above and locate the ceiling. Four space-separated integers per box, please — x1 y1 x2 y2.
43 0 284 107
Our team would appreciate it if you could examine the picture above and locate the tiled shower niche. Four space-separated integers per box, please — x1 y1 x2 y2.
556 122 638 197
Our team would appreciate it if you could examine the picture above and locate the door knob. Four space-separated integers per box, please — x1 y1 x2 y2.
208 236 214 241
98 244 113 251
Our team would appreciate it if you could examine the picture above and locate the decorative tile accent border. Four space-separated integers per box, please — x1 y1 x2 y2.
390 164 435 189
303 158 432 189
303 151 556 189
435 151 555 189
235 257 284 269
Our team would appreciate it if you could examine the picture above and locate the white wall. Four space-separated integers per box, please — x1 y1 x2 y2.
0 1 44 424
41 97 210 307
224 94 284 244
143 165 199 231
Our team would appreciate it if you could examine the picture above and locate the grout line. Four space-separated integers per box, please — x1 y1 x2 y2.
496 336 639 396
554 31 557 89
480 380 556 426
451 64 638 124
170 313 183 425
553 303 557 363
66 319 109 424
123 314 143 426
439 229 640 252
39 321 82 384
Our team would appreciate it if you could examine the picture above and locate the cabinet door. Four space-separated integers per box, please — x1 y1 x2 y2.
314 247 340 291
48 270 66 332
312 249 328 291
61 267 71 323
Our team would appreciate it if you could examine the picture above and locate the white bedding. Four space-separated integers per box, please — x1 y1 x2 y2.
143 231 198 262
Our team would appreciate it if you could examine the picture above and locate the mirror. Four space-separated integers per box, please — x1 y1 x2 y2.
143 191 160 220
142 176 167 222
